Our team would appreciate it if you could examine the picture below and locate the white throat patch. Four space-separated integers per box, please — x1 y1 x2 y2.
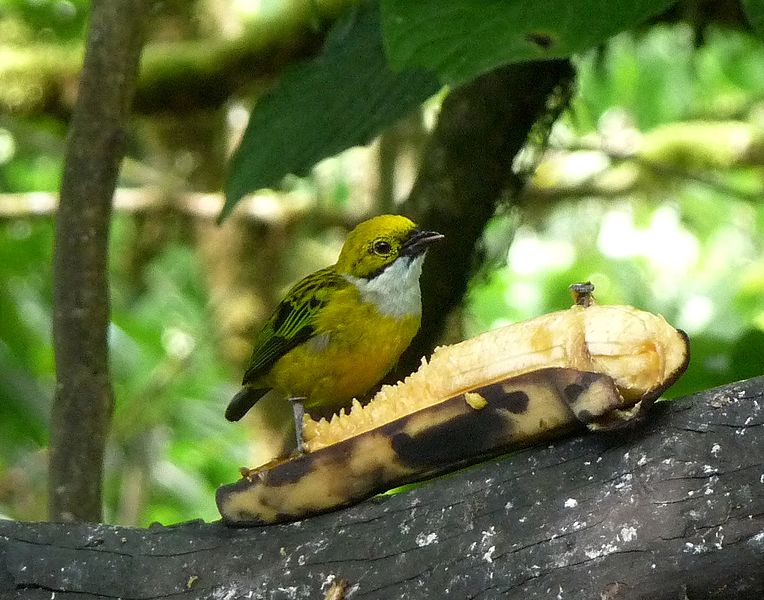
344 254 425 317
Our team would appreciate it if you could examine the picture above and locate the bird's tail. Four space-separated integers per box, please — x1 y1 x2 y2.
225 386 269 421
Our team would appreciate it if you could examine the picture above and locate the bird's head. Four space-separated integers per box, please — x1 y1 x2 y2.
335 215 443 279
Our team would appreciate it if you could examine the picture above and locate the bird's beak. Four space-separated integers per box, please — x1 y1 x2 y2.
402 228 445 256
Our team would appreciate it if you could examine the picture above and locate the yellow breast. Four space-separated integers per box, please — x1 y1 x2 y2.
264 285 420 413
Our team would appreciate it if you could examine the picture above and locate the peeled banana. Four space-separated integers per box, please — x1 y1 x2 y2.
217 293 689 526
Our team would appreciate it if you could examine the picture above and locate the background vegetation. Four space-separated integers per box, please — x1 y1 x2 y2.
1 0 762 526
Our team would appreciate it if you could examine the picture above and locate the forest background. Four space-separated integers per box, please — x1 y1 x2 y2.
1 0 763 526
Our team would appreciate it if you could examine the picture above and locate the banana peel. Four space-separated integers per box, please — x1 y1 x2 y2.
217 298 689 526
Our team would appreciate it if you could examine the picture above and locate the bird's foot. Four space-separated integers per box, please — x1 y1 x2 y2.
289 396 307 454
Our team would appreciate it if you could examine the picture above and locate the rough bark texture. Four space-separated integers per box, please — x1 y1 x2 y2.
396 59 575 376
50 0 147 523
4 376 762 599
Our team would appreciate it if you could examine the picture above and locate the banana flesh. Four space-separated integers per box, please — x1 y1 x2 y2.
303 303 689 450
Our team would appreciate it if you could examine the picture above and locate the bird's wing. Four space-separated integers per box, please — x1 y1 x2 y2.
242 267 347 385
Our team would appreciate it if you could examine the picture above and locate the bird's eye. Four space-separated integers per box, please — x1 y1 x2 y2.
372 240 392 256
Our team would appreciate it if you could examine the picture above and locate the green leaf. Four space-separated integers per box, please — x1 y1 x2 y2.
381 0 679 85
221 1 439 220
741 0 764 38
730 329 764 381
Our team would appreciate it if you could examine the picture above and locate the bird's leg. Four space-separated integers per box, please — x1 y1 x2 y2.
289 396 307 454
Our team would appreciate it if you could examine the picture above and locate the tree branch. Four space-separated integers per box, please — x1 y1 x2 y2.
49 0 148 522
0 1 352 118
5 111 764 224
3 376 762 598
397 60 575 374
0 189 308 223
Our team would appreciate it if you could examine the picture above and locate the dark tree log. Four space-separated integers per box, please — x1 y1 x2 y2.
3 376 763 599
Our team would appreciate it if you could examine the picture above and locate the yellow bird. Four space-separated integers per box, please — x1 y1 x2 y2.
226 214 443 452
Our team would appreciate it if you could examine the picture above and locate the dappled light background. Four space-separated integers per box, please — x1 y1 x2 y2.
1 1 762 525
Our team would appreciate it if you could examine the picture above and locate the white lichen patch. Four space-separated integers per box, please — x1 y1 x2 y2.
736 416 754 436
346 582 361 596
710 392 733 408
584 543 619 560
211 587 254 600
481 526 496 544
415 532 438 547
321 574 337 590
684 542 708 555
711 443 721 457
713 527 725 550
564 498 578 508
619 526 638 542
747 531 764 552
483 545 496 563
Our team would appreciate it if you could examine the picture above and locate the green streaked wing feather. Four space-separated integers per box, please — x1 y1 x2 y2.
242 268 346 384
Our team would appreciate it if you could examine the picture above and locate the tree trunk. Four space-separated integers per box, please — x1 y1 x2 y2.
396 59 575 376
5 375 762 599
50 0 148 523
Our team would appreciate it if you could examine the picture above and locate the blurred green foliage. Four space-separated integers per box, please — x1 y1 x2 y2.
0 0 89 42
0 2 762 525
105 222 249 524
0 215 249 522
468 24 764 399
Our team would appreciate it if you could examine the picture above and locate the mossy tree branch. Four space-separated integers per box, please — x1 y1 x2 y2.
0 1 352 117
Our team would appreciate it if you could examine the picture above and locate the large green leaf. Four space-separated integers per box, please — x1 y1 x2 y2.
381 0 678 85
742 0 764 38
221 1 439 219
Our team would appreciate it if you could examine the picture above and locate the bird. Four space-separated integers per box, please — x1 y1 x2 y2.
226 214 443 453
